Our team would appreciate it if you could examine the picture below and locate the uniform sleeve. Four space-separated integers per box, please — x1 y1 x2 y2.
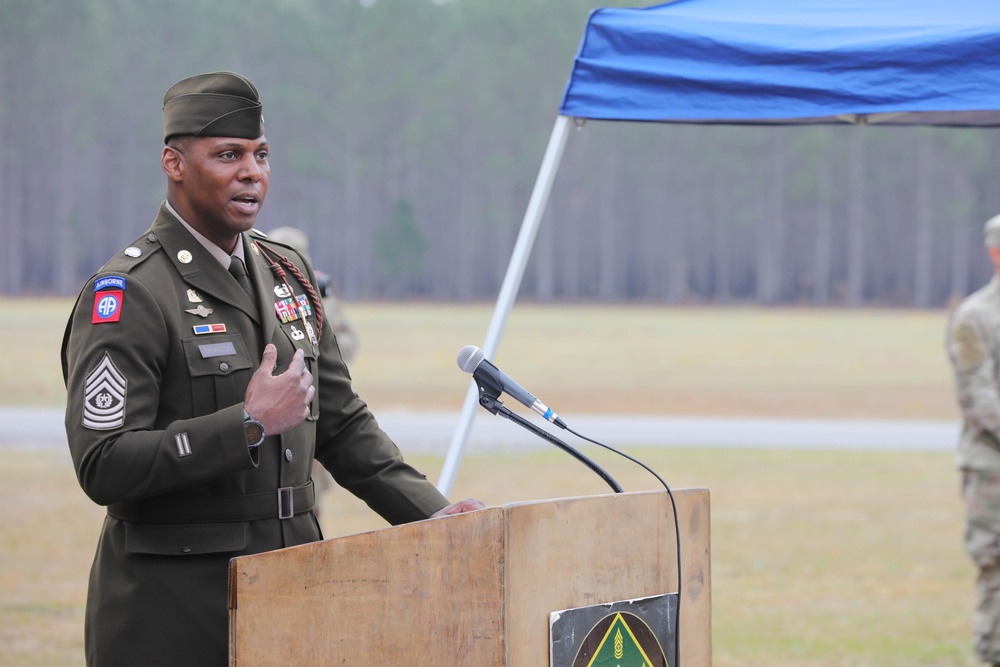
947 308 1000 439
310 297 449 525
62 273 256 506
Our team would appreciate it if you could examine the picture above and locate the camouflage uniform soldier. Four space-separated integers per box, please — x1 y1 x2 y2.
265 226 357 516
947 213 1000 667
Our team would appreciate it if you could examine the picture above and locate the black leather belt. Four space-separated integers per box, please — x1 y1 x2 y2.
107 480 315 524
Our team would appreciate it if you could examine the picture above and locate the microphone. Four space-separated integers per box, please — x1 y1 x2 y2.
456 345 566 428
454 343 680 667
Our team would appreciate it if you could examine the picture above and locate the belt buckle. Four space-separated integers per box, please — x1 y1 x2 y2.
278 487 294 520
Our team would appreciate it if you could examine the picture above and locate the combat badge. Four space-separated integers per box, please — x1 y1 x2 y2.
83 352 127 430
92 275 126 324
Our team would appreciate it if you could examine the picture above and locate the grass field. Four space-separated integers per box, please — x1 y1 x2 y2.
0 298 977 666
5 297 959 419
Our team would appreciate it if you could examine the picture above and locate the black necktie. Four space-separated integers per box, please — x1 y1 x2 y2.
228 256 254 299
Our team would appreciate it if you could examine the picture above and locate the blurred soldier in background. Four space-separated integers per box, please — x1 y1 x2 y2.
266 226 357 517
946 213 1000 667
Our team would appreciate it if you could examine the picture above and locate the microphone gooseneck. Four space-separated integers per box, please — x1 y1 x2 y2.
455 344 682 667
457 346 622 493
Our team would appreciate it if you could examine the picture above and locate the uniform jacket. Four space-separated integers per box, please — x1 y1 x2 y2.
947 276 1000 471
61 204 449 666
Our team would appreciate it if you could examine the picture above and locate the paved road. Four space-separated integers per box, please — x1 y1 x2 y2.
2 407 959 453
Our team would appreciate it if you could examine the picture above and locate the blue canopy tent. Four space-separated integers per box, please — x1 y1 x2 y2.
438 0 1000 494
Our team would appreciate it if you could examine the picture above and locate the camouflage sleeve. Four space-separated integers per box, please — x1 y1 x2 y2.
948 310 1000 437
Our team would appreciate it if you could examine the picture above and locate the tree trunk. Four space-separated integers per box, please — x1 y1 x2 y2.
913 132 934 307
812 145 834 305
845 129 867 306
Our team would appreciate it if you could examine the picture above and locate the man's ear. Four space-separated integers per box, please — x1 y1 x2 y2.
162 146 184 182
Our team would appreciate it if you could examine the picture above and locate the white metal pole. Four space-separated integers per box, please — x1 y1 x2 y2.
437 115 575 496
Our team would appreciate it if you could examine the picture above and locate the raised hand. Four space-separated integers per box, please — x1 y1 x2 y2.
243 344 315 436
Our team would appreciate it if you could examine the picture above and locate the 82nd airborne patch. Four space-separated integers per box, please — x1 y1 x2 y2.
92 275 127 324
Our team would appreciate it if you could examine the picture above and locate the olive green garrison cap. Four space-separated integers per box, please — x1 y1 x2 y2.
162 71 264 143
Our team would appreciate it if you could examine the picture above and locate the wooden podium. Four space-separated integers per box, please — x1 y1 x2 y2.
228 488 710 666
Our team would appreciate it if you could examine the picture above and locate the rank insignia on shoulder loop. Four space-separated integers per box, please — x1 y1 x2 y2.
123 247 142 258
193 323 227 335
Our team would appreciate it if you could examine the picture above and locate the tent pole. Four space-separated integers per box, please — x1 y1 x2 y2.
437 114 575 496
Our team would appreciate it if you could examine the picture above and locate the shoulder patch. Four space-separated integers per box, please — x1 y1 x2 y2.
83 353 127 430
94 275 126 292
952 321 989 373
91 289 124 324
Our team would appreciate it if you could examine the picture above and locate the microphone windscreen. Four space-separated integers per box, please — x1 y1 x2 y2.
456 345 484 373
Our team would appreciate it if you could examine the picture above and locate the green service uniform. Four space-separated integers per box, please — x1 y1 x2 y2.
62 204 448 666
947 275 1000 664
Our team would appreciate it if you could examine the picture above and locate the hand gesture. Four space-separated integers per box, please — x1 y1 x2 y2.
244 344 315 436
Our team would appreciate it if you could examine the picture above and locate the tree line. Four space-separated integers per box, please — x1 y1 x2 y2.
2 0 998 306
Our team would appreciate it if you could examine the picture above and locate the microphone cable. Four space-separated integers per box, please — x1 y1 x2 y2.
457 345 683 664
559 422 683 667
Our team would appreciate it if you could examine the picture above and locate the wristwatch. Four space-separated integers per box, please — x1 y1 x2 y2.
243 408 265 449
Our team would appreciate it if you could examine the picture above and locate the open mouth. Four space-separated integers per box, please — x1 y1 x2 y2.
232 195 260 213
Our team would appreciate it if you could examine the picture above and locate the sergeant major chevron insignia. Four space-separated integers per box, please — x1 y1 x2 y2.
83 352 127 430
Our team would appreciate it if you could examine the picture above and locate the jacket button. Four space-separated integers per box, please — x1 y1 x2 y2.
284 449 294 462
219 362 230 372
181 546 191 554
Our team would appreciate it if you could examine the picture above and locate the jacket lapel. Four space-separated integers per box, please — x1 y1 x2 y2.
245 238 277 344
150 205 261 325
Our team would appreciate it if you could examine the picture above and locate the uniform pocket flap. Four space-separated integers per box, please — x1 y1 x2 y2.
181 334 253 377
125 521 247 556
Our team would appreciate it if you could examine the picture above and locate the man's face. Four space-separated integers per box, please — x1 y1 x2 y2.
171 135 270 249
